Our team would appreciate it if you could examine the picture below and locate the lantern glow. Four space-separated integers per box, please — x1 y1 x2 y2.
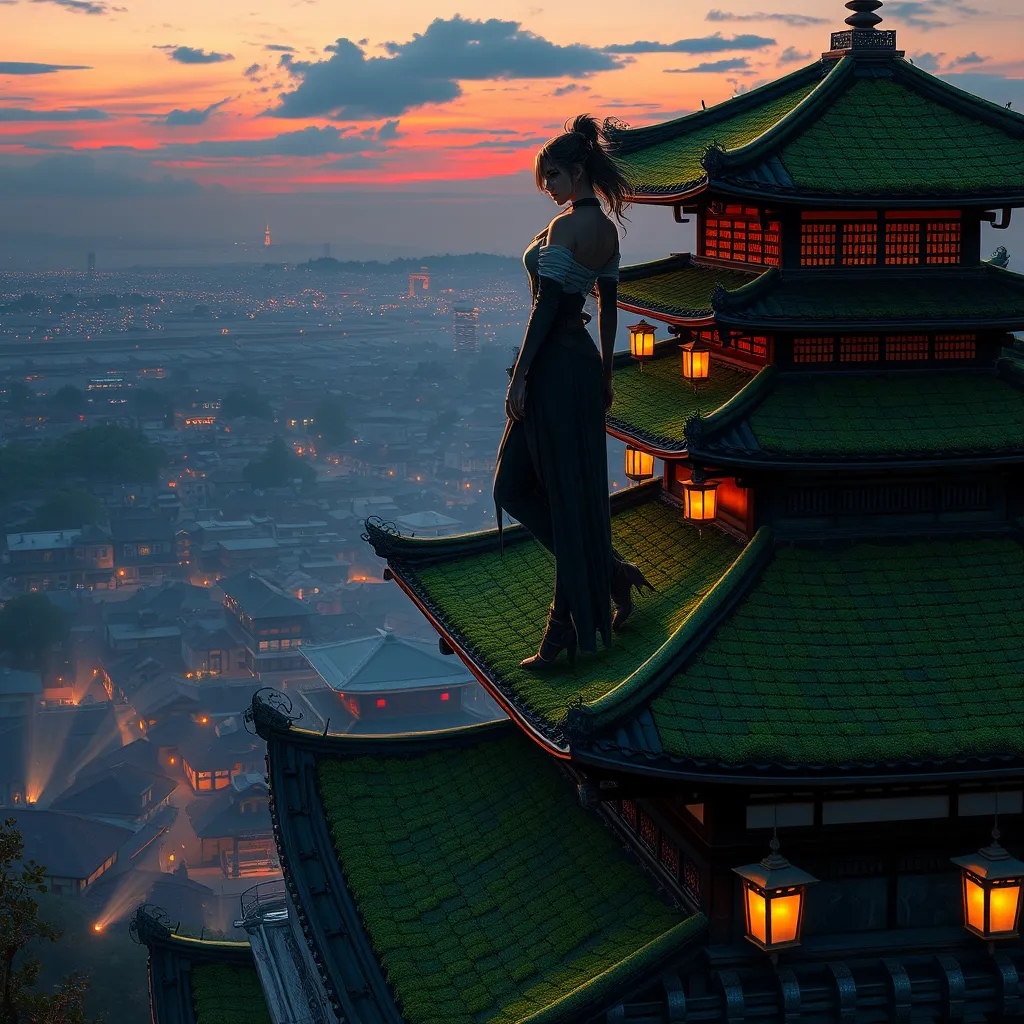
683 472 719 523
951 830 1024 940
681 336 712 381
624 447 656 482
628 320 656 364
733 836 817 953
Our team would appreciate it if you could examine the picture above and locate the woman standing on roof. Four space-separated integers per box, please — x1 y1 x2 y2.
493 114 654 671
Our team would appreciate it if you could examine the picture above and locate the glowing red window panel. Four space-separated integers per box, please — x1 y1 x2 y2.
440 692 450 701
885 222 922 265
840 337 880 363
885 335 929 361
793 337 835 364
935 333 977 360
621 799 637 828
800 223 837 266
376 698 387 708
842 221 878 266
926 221 961 264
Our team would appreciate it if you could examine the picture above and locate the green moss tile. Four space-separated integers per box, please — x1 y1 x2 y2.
651 538 1024 766
619 261 759 320
781 78 1024 194
191 963 270 1024
410 498 741 727
617 82 817 193
748 373 1024 456
728 267 1024 327
319 733 700 1024
611 356 755 450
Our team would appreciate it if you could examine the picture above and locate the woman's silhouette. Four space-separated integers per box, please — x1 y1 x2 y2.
493 114 654 671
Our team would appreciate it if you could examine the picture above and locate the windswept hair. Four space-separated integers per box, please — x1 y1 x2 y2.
534 113 631 224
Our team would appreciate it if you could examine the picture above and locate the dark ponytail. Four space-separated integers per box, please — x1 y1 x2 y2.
534 113 631 224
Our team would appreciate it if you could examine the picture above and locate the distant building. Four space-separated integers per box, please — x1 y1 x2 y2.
186 773 275 877
452 305 480 353
4 527 114 592
110 513 177 587
408 267 430 298
264 223 271 247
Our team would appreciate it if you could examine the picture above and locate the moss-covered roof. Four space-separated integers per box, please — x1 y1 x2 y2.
609 349 757 453
192 963 271 1024
611 66 821 198
682 366 1024 463
317 729 703 1024
612 56 1024 203
745 371 1024 458
715 265 1024 331
618 256 763 324
368 488 743 739
645 537 1024 768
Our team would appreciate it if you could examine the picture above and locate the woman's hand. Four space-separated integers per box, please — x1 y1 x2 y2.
506 373 527 421
603 376 615 412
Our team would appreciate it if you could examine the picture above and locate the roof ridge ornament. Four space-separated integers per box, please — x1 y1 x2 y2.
826 0 902 60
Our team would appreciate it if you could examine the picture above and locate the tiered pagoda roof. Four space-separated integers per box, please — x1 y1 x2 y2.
250 706 704 1024
132 907 270 1024
618 258 1024 332
611 56 1024 205
365 488 1024 780
610 349 1024 464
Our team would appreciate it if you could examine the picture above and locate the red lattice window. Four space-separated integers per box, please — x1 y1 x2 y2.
621 799 637 828
638 810 657 852
704 217 782 266
840 336 880 362
926 221 961 264
695 329 721 345
801 223 836 266
886 335 929 361
885 222 922 265
660 836 680 879
793 337 835 363
683 860 702 904
842 222 879 265
732 333 769 359
934 333 977 359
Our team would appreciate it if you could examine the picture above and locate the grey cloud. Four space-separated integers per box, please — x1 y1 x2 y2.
885 0 983 30
778 46 813 64
952 52 987 66
0 62 91 74
156 45 235 65
424 126 520 135
665 57 752 73
268 16 623 119
264 44 295 52
456 136 547 149
606 33 775 54
553 83 590 95
318 152 390 170
0 105 110 120
158 97 229 127
0 153 203 197
161 122 400 157
939 71 1024 108
29 0 117 13
244 63 262 77
706 9 828 26
912 51 946 70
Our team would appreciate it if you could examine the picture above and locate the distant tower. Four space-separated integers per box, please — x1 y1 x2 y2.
87 251 96 276
408 267 430 298
452 306 480 354
264 224 272 247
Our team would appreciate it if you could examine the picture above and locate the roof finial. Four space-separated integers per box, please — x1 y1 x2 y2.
845 0 883 29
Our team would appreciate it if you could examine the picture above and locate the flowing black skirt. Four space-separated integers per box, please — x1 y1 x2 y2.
494 327 613 652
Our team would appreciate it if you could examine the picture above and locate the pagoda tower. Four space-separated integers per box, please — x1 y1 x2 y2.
140 3 1024 1022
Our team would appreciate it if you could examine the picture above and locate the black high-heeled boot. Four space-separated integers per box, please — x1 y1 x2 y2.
520 607 578 670
611 558 656 631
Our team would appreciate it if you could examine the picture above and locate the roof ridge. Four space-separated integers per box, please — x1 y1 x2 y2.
565 526 775 740
895 59 1024 138
686 364 778 450
608 62 824 155
618 252 693 283
705 56 854 179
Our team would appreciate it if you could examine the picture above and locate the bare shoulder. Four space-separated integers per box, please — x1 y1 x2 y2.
600 213 620 252
546 212 574 247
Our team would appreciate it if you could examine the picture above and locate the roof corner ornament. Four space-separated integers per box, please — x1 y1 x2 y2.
845 0 884 30
129 904 173 947
684 414 705 448
987 246 1011 269
246 687 301 739
362 516 401 559
564 695 592 745
700 142 726 175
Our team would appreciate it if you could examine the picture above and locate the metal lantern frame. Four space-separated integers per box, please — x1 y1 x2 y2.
624 446 656 482
628 319 657 365
682 468 720 523
681 335 712 383
733 836 818 953
951 829 1024 940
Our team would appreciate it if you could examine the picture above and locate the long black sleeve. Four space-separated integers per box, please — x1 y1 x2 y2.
596 275 618 382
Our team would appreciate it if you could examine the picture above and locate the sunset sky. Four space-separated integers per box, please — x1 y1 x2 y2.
2 0 1022 264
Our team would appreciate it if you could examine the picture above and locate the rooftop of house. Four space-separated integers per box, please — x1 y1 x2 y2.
219 570 315 619
302 628 475 694
0 667 42 696
50 763 175 819
8 808 134 879
258 716 703 1024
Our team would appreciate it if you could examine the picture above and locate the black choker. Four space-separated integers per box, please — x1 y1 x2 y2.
571 197 601 209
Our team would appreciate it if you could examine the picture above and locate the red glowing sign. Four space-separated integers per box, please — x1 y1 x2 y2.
376 698 386 708
440 692 450 701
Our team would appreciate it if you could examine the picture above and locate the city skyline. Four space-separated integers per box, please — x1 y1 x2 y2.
2 0 1023 264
